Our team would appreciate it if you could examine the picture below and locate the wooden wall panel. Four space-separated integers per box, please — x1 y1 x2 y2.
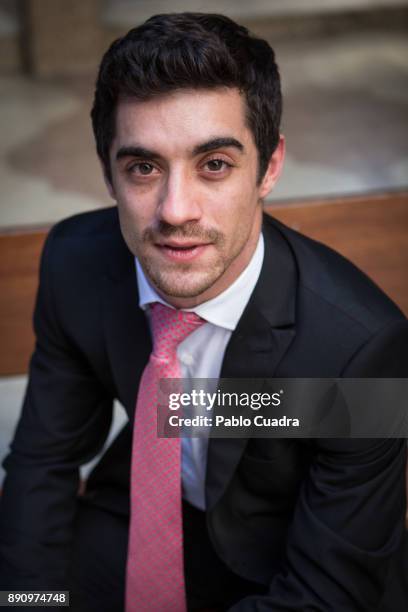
0 229 47 376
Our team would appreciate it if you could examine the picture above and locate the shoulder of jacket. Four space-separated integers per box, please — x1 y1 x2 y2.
49 206 120 240
263 213 405 336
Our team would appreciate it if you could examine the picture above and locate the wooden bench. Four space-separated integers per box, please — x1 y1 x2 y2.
1 191 407 377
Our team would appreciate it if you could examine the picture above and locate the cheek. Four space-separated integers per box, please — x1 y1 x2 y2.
215 184 259 232
116 202 147 252
117 187 155 228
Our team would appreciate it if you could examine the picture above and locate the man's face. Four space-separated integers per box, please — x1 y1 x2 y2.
108 87 284 307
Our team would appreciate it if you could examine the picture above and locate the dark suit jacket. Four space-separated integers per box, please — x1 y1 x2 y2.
0 208 407 610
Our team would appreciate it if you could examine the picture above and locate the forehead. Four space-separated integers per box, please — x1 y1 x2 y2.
111 87 252 155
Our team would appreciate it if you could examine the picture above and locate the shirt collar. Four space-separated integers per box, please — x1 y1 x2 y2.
136 233 264 331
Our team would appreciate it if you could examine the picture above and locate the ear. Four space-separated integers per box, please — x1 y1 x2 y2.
100 159 116 201
258 135 285 199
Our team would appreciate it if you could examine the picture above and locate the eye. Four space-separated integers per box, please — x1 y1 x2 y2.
201 157 233 175
125 161 161 180
130 162 157 176
206 159 226 171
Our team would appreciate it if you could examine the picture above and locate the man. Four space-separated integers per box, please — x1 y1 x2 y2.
0 12 407 612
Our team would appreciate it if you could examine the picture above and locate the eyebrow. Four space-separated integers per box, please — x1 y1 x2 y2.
192 137 244 155
115 137 244 163
116 146 158 162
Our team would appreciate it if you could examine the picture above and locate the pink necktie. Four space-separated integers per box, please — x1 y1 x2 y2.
125 302 205 612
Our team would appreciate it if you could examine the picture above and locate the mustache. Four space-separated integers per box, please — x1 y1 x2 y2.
143 221 224 244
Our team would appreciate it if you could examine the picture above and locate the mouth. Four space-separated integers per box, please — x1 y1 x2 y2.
154 241 212 262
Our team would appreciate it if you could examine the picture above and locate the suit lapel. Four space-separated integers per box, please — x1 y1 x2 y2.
102 229 152 420
206 215 298 509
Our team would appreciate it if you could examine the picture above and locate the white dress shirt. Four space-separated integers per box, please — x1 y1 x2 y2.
136 233 264 509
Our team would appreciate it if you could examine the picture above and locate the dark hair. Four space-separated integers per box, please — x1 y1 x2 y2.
91 12 282 183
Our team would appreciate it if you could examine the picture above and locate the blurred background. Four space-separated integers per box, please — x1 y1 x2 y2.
1 0 408 227
1 0 407 483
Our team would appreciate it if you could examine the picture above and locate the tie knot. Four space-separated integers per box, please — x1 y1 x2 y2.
150 302 205 359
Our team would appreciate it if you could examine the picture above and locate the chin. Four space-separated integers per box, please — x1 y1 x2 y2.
151 268 223 300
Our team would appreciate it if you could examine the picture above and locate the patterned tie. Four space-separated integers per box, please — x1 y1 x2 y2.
125 302 205 612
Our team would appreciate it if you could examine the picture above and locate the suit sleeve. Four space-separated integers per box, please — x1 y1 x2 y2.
0 227 113 590
229 319 408 611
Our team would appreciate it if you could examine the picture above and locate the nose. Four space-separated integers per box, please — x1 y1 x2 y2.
157 168 201 227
